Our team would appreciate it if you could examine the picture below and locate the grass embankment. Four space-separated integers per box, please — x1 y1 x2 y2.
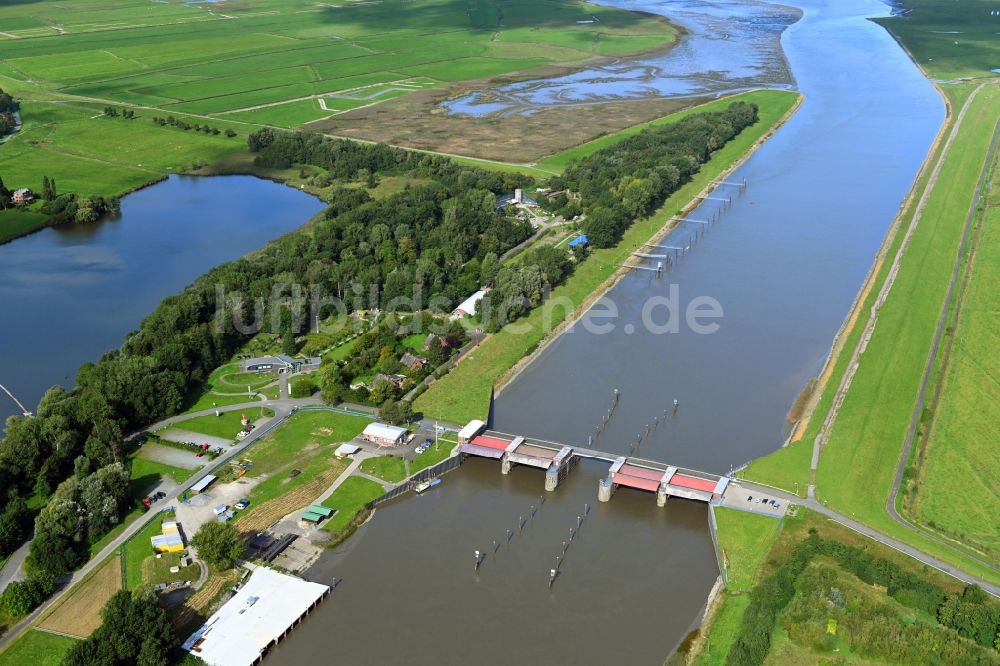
693 509 781 666
913 158 1000 557
0 630 76 666
415 89 801 423
0 208 50 244
743 84 1000 586
320 476 385 536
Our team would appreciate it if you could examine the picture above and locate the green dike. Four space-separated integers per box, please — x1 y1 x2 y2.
913 174 1000 557
740 83 978 495
757 85 1000 586
414 90 801 424
693 509 781 665
714 508 781 593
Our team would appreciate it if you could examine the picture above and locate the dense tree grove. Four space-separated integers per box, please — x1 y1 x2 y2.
36 192 119 224
725 529 1000 666
478 245 574 331
0 88 16 138
62 588 174 666
554 101 759 247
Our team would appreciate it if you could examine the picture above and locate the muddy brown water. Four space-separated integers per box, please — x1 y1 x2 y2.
271 0 943 664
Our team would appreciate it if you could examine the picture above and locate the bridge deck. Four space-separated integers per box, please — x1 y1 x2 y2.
618 464 666 482
669 474 717 493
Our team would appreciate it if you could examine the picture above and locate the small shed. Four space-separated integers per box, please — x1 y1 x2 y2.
191 474 217 494
568 234 589 249
301 511 324 524
308 506 334 518
335 443 361 459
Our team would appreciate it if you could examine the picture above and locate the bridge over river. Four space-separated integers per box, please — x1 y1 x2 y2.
455 421 782 515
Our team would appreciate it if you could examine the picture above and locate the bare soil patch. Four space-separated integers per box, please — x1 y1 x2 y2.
39 556 122 638
305 88 699 163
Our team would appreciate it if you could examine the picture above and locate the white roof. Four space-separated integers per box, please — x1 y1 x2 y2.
362 422 407 441
453 290 486 316
457 419 485 440
191 474 216 493
335 443 361 456
183 567 329 666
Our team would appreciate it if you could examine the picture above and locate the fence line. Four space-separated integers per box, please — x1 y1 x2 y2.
367 454 465 508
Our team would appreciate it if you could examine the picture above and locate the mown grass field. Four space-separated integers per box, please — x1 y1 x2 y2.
320 476 385 535
414 89 800 423
909 130 1000 556
359 455 407 483
129 455 195 498
0 630 76 666
169 406 274 440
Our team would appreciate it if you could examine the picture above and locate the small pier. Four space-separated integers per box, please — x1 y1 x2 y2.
456 421 732 506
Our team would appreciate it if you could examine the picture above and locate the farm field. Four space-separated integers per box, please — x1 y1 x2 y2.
0 0 676 204
871 0 1000 80
0 630 76 666
414 90 800 423
37 555 121 638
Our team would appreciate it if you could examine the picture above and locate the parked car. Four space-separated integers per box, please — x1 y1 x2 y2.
237 431 248 439
235 499 249 510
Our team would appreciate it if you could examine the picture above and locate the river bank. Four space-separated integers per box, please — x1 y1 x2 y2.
493 91 804 402
413 89 802 424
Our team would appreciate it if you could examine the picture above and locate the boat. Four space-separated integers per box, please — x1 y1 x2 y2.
414 478 441 494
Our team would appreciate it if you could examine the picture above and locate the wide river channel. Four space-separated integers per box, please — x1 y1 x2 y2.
0 176 324 425
270 0 944 664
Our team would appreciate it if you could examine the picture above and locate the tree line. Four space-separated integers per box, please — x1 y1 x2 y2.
553 101 759 247
0 88 17 138
151 115 237 137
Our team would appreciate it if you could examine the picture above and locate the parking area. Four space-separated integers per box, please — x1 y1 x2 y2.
137 442 206 470
721 481 789 518
157 429 234 451
172 476 261 535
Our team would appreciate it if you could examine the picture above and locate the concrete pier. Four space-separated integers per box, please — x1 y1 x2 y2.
598 477 615 502
501 459 512 475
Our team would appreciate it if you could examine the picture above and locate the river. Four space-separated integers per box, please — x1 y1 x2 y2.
0 175 324 425
270 0 943 664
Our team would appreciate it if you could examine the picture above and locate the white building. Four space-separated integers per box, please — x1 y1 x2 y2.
457 419 486 444
361 422 407 446
182 567 329 666
452 289 486 319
